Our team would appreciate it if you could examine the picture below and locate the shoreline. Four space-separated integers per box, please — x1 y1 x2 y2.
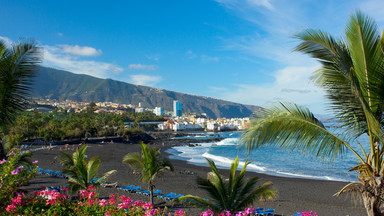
24 139 366 215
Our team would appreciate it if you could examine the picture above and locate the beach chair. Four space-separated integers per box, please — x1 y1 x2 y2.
141 189 161 196
257 209 274 215
254 208 264 214
117 185 135 190
41 169 53 175
158 192 176 199
152 189 161 196
137 190 149 194
125 186 141 192
165 194 184 200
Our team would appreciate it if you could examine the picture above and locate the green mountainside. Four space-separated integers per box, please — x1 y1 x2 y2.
32 67 261 118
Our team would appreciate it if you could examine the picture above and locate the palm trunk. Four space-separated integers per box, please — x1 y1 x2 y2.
363 191 383 216
149 181 154 205
362 176 384 216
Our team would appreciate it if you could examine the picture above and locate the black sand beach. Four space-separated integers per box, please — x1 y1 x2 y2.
24 139 366 216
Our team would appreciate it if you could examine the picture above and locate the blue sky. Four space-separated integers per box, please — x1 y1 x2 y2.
1 0 384 114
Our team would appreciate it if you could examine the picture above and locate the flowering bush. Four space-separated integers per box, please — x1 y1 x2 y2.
2 185 187 215
0 148 37 207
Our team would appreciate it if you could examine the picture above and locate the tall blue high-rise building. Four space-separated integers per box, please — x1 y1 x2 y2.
173 100 182 117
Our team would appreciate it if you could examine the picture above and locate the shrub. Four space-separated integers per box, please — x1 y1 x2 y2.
0 148 38 208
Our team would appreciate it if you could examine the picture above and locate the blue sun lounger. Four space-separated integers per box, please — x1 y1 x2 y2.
165 194 184 200
125 186 141 192
254 208 264 214
158 192 176 198
140 189 161 196
137 190 150 194
257 209 274 215
117 185 135 190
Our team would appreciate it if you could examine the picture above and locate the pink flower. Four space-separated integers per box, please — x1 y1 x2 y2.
226 211 232 216
0 159 6 164
200 209 213 216
6 204 16 212
235 211 244 216
32 160 38 164
99 199 108 206
87 191 96 199
11 166 24 175
175 209 185 216
109 194 116 205
144 202 153 209
79 189 88 198
88 185 96 191
7 151 16 156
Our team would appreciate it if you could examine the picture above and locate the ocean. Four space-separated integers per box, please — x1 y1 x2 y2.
165 125 369 182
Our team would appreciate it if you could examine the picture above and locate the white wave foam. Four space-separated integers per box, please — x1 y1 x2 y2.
216 138 239 146
273 170 347 182
202 153 267 172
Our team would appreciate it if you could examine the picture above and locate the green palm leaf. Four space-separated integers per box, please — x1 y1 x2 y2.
59 145 116 193
123 141 174 204
0 39 42 131
179 156 275 213
243 11 384 215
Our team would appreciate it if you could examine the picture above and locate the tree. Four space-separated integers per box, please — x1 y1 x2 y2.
123 142 174 204
0 39 42 159
179 156 275 213
242 11 384 216
59 145 116 193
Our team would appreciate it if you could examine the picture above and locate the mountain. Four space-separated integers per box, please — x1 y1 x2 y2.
32 67 261 118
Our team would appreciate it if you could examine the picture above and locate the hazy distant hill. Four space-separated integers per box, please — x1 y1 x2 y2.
32 67 261 118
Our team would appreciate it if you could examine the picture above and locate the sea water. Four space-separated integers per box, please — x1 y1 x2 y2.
165 127 369 182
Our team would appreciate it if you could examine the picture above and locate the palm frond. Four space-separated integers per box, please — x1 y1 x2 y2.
241 102 361 162
191 157 276 213
0 39 42 131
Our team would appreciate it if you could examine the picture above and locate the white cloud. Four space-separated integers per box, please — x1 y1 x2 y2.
129 74 162 86
246 0 274 10
43 45 123 78
58 44 102 56
217 64 327 114
215 0 274 11
201 55 219 63
128 64 157 71
186 50 220 63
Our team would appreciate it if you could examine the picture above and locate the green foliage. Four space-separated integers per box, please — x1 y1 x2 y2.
0 148 37 206
242 11 384 215
123 142 174 204
58 145 116 193
7 110 157 141
0 39 42 132
179 156 275 213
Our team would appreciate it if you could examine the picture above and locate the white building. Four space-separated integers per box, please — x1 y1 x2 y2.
154 107 164 116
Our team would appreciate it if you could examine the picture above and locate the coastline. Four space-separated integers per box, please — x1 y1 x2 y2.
24 139 366 215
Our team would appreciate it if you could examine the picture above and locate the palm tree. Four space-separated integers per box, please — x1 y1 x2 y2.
179 156 275 213
59 145 116 193
0 39 42 159
123 142 174 204
242 11 384 216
